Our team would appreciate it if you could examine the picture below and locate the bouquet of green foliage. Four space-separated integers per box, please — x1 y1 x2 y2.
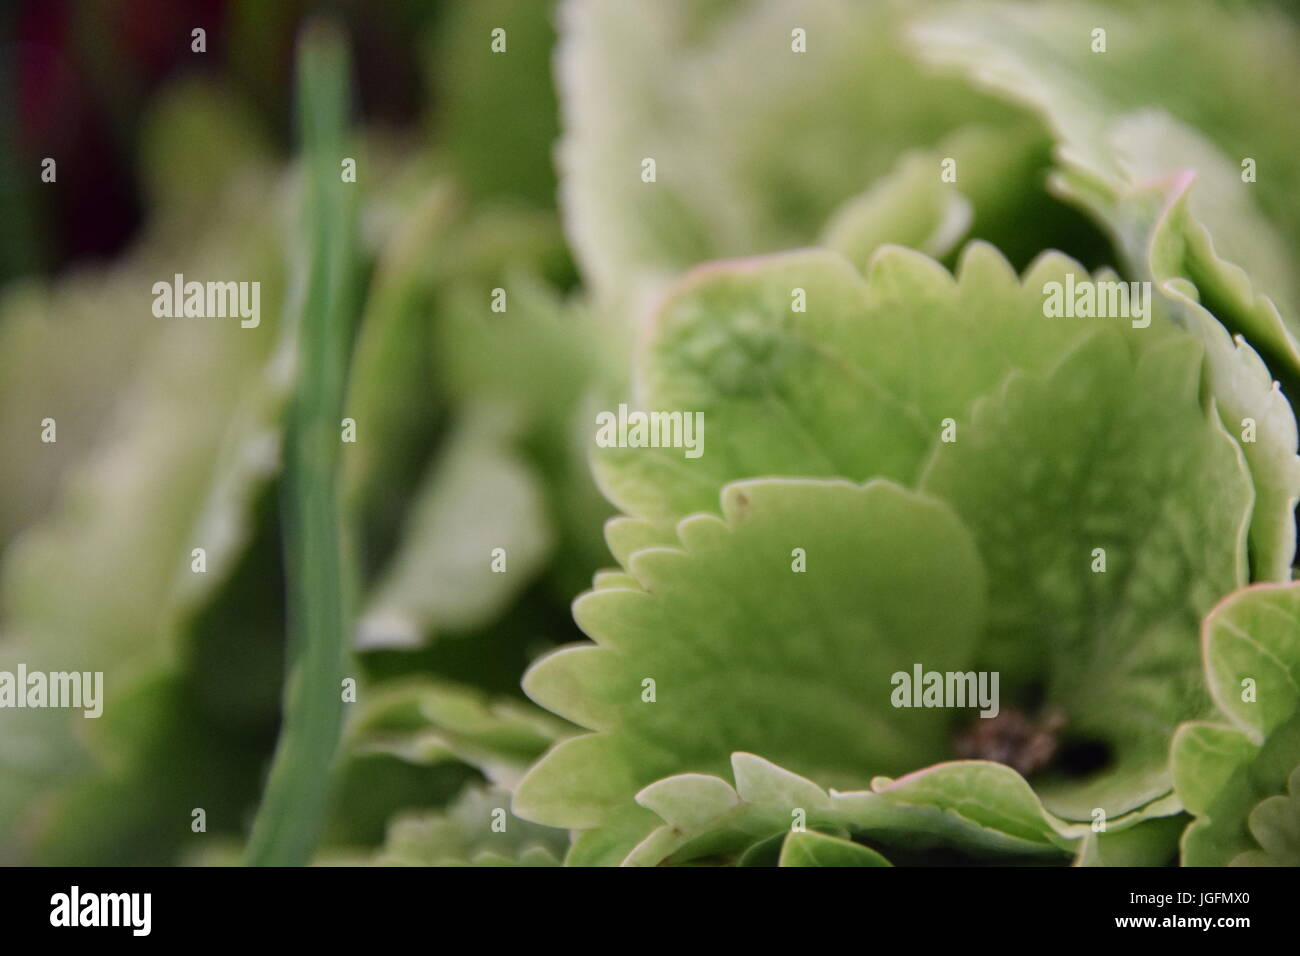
2 0 1298 869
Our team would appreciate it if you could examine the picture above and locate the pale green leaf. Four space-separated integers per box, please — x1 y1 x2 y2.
623 753 1081 867
779 829 891 867
920 330 1253 819
357 407 553 649
558 0 1013 312
370 785 568 867
1172 583 1300 865
345 677 571 790
594 244 1152 522
513 478 986 830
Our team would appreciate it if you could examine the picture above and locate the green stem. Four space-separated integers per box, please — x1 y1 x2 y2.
244 20 358 867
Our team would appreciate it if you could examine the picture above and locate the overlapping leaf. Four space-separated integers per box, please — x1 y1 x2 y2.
556 0 1015 312
370 785 568 867
513 478 988 830
1172 583 1300 866
560 244 1257 848
920 330 1253 818
594 245 1180 521
620 753 1081 867
911 0 1300 578
344 676 572 791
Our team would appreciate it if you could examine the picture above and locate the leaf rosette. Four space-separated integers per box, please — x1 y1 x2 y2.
513 242 1272 863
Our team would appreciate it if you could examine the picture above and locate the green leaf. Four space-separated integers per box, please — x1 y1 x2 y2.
574 243 1255 837
244 19 360 866
779 829 891 867
593 244 1158 523
1041 170 1300 582
1072 813 1187 868
1235 766 1300 867
344 676 571 790
0 115 292 863
623 753 1079 867
370 785 568 867
1172 582 1300 866
513 477 987 830
911 2 1300 579
435 271 611 434
910 0 1300 317
428 0 562 207
869 761 1084 847
822 148 973 267
822 122 1092 275
357 407 553 649
557 0 1013 312
920 330 1253 818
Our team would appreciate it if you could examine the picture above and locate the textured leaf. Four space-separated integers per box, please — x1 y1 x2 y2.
911 1 1300 577
623 753 1082 867
1051 159 1300 581
594 244 1153 521
513 478 986 830
571 243 1256 840
921 330 1253 818
593 251 1254 785
1172 583 1300 866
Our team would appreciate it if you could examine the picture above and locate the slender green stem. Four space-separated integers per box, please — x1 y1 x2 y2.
244 20 358 867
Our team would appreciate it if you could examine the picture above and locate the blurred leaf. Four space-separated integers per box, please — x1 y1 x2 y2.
429 0 561 207
371 784 568 866
358 406 553 649
244 19 360 867
911 0 1300 307
557 0 1014 312
0 168 291 861
1049 162 1300 581
345 675 572 790
137 78 274 219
